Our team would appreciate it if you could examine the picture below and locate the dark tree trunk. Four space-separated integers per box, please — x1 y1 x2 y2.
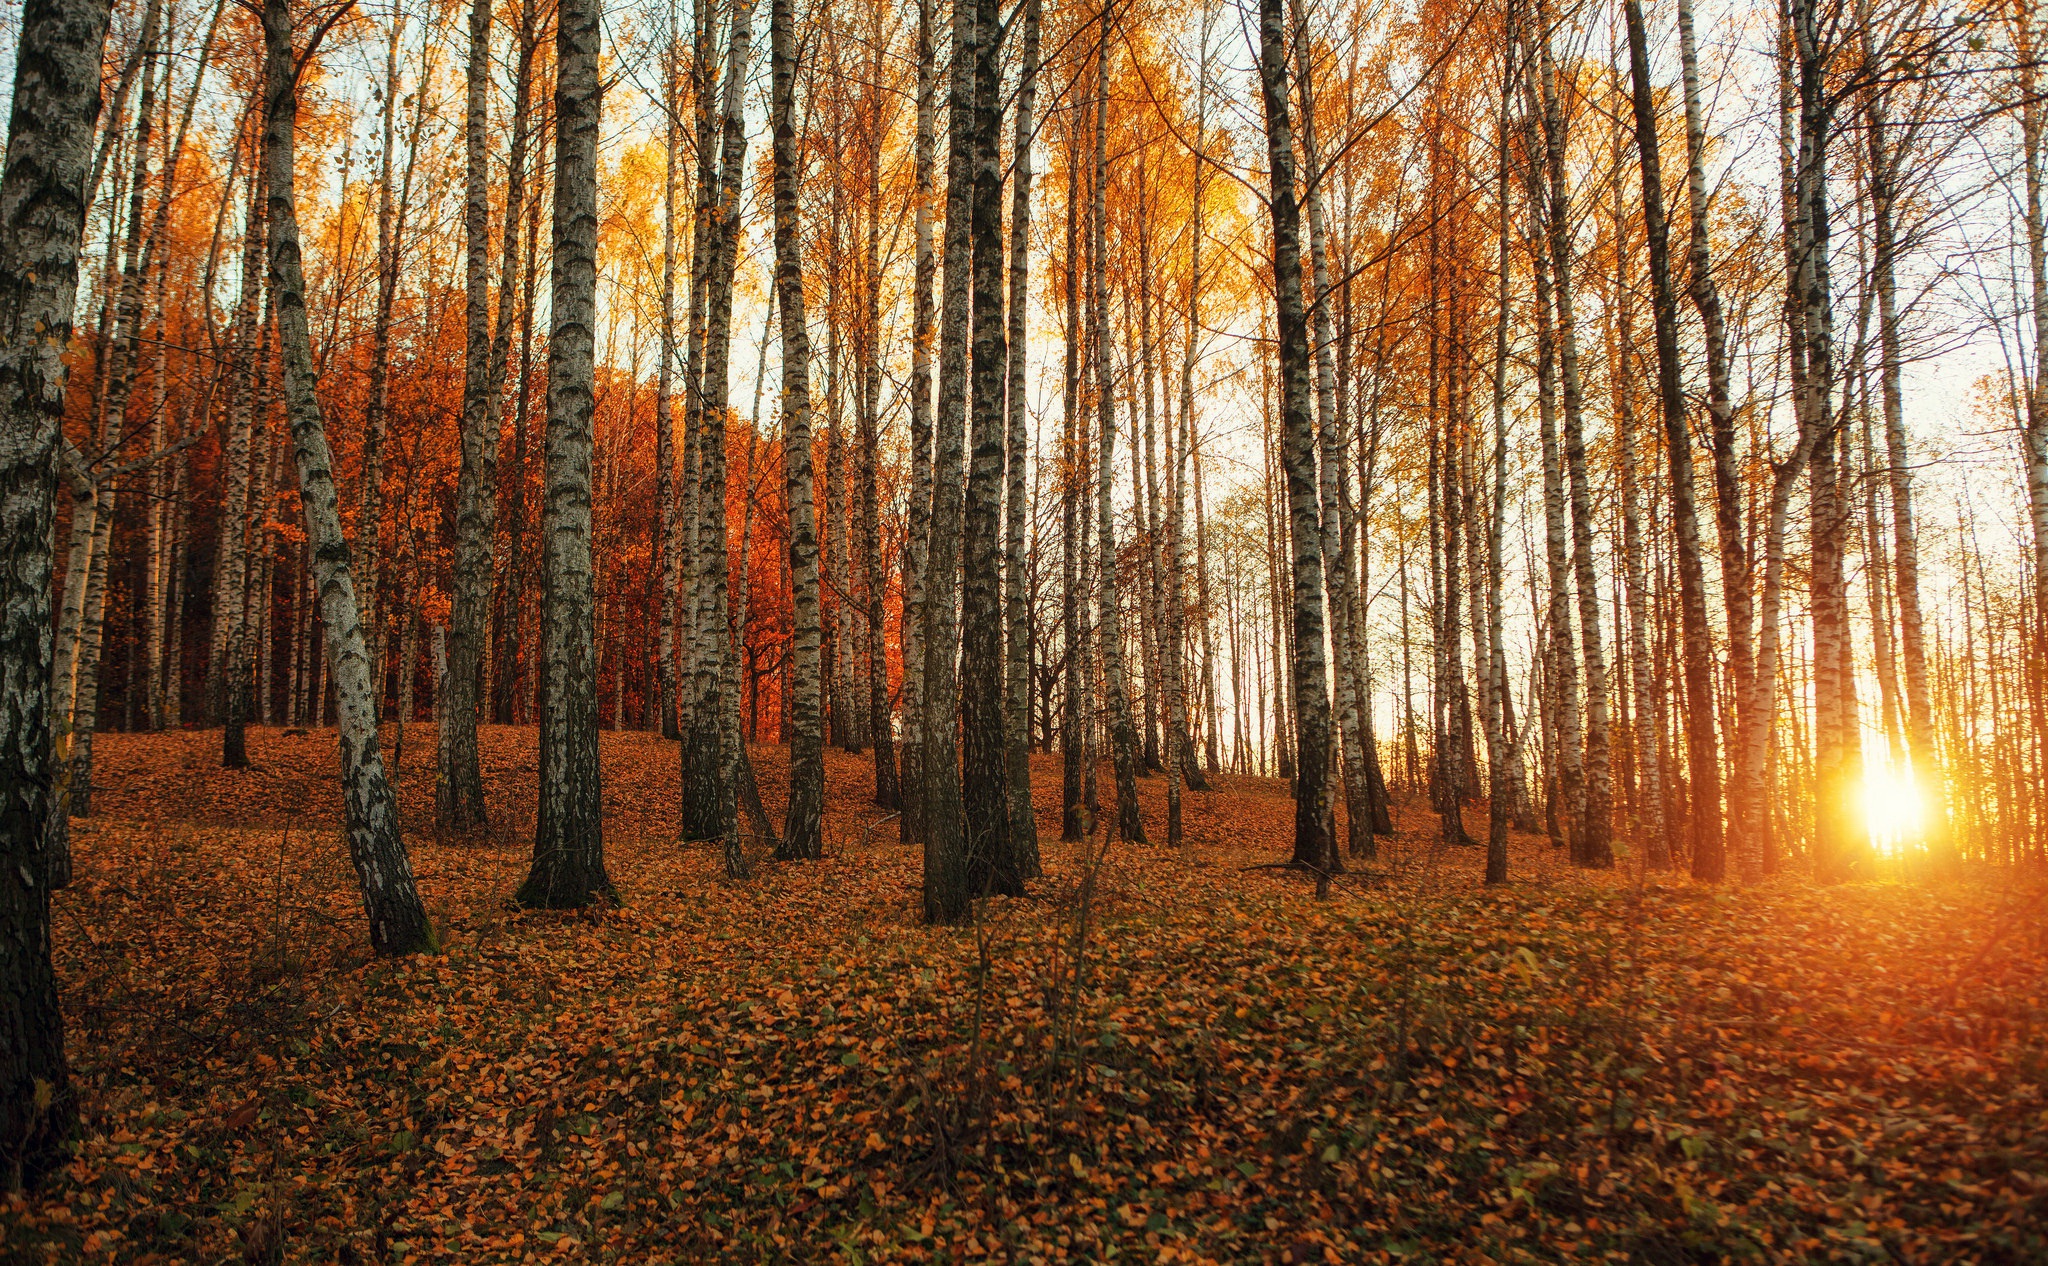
519 0 614 908
263 0 436 953
960 0 1016 892
898 0 937 846
1625 0 1721 880
1256 0 1335 878
1001 0 1043 871
1092 1 1145 846
920 0 979 923
439 0 497 832
0 0 114 1184
773 0 825 862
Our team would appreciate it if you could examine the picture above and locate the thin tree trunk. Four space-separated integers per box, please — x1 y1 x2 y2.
858 55 898 810
1186 22 1222 783
0 0 114 1179
1676 0 1750 875
1863 66 1937 842
1002 0 1042 868
773 0 825 862
1092 0 1145 845
438 0 497 831
1607 100 1667 868
1521 75 1580 856
519 0 613 907
1257 0 1334 880
1536 6 1611 868
1625 0 1711 874
682 0 755 875
1293 0 1358 864
1059 118 1085 841
262 0 433 954
1484 37 1516 884
656 26 682 739
960 0 1016 891
63 0 164 822
899 0 937 847
2018 0 2048 855
360 19 403 719
921 0 980 921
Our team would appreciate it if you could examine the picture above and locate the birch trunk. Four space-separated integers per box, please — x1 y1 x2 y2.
1093 0 1146 846
1625 0 1714 874
1002 0 1042 866
858 54 898 810
1535 7 1612 868
682 0 754 875
824 264 856 752
675 0 720 835
360 20 402 715
1522 87 1581 854
1060 124 1086 840
773 0 825 862
1676 0 1751 869
1606 112 1666 868
63 0 163 822
1293 0 1361 864
1257 0 1335 878
655 31 681 739
959 0 1015 891
141 0 223 732
519 0 614 907
1789 0 1858 879
1186 20 1222 782
438 0 496 831
1484 44 1515 883
0 0 113 1177
921 0 980 921
898 0 937 846
212 115 263 767
1863 68 1937 839
262 0 433 954
2019 2 2048 851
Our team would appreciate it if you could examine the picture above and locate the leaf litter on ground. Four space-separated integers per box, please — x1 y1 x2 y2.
2 726 2044 1264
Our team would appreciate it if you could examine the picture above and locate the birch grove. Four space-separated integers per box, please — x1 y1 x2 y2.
2 0 2045 1165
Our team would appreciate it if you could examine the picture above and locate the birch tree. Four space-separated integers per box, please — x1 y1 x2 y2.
1093 0 1146 846
0 0 115 1183
439 0 498 831
1257 0 1335 878
261 0 434 953
520 0 614 907
774 0 825 862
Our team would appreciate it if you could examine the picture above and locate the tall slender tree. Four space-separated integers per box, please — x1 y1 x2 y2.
920 0 980 921
1002 0 1044 871
899 0 938 846
0 0 116 1183
1093 0 1146 845
1625 0 1718 880
960 0 1016 891
440 0 499 831
774 0 825 862
262 0 435 953
520 0 614 907
1256 0 1334 877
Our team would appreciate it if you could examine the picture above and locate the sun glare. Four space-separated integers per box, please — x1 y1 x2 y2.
1861 767 1927 854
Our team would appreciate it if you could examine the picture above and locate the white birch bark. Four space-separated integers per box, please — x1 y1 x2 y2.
520 0 614 907
261 0 432 954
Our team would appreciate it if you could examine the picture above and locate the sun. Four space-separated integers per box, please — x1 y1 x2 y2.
1860 766 1927 854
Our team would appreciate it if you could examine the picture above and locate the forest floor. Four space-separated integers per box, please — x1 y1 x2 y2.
1 726 2043 1265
